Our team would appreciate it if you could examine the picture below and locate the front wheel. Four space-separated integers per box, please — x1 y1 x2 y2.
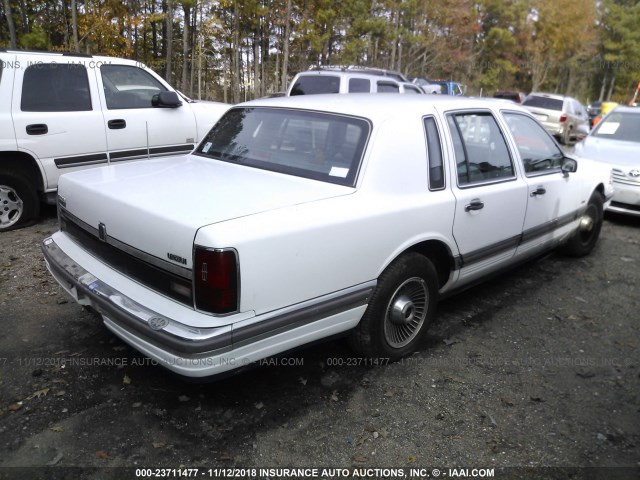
561 191 604 257
0 173 39 232
349 253 439 359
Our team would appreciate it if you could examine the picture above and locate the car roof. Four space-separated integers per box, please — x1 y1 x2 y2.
237 94 529 122
308 65 408 81
292 70 401 82
608 105 639 114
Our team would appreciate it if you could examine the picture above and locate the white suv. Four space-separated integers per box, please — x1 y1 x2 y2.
288 68 424 95
0 50 229 231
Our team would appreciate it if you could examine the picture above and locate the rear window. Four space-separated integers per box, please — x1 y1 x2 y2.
592 111 640 143
522 96 563 111
196 107 370 186
348 78 370 93
290 76 340 95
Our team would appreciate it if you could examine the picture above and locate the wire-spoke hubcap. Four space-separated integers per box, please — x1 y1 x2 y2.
0 186 24 229
384 277 428 348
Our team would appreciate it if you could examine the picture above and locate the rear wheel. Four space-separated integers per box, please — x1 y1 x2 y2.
0 173 39 232
561 191 604 257
349 253 439 359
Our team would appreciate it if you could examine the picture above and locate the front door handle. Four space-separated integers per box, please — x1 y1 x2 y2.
108 119 127 129
26 124 48 135
464 199 485 212
530 186 546 197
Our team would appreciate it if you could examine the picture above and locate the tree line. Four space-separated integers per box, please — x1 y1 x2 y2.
2 0 640 105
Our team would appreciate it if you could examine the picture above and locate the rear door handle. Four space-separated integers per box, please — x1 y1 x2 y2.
108 119 126 129
26 124 48 135
464 199 485 212
530 186 546 197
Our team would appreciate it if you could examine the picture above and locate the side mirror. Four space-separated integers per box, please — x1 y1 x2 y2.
152 91 183 108
561 157 578 176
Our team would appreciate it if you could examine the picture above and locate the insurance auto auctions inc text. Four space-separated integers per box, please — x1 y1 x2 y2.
181 467 496 479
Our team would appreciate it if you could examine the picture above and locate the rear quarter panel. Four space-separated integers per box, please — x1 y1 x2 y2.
195 115 459 315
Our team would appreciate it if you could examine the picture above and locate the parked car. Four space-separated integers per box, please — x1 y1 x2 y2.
413 78 466 96
521 92 589 145
586 100 602 126
493 90 526 103
411 78 443 94
591 101 619 128
574 106 640 217
288 68 422 95
0 49 229 231
42 95 613 378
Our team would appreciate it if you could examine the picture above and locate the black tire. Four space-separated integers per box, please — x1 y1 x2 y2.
349 253 439 359
0 173 40 232
561 191 604 257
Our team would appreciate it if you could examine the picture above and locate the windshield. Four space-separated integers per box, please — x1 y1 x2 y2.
195 107 370 186
592 111 640 143
522 96 563 111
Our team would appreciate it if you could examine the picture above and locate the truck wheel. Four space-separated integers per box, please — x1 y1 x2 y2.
350 253 438 360
0 173 40 232
561 191 603 257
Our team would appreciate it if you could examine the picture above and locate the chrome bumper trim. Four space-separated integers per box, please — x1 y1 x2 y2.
42 237 232 355
42 237 375 357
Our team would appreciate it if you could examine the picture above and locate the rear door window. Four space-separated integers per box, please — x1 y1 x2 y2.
21 63 92 112
348 78 371 93
447 112 515 186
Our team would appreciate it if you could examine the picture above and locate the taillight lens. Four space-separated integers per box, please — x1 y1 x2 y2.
194 247 238 314
559 114 567 122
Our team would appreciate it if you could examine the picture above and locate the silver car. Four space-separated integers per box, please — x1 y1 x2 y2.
522 92 589 145
574 106 640 217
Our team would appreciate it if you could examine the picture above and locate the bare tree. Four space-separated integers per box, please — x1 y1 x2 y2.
166 0 174 83
71 0 80 52
3 0 17 48
281 0 292 92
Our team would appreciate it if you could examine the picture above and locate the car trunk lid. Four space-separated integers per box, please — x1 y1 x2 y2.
58 154 352 270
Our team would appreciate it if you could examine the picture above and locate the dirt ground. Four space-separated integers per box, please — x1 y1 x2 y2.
0 204 639 480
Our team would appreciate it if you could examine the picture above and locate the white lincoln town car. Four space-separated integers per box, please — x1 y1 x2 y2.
42 95 613 378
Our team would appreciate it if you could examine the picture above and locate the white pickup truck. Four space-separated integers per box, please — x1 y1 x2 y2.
42 95 613 378
0 50 229 231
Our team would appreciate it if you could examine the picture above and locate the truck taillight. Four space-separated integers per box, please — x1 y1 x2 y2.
194 247 238 314
559 114 567 122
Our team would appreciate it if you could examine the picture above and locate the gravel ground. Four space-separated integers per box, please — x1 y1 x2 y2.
0 205 639 480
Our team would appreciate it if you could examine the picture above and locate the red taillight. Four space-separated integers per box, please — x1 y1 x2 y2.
559 114 567 123
194 247 238 314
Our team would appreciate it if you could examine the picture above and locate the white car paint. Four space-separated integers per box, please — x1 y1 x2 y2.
43 95 614 377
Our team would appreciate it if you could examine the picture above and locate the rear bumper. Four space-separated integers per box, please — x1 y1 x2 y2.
42 236 372 377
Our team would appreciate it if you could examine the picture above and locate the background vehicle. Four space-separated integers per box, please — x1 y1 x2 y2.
521 92 589 145
586 100 602 126
0 50 229 231
288 69 423 95
591 101 619 128
412 78 465 96
574 105 640 217
493 90 526 103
